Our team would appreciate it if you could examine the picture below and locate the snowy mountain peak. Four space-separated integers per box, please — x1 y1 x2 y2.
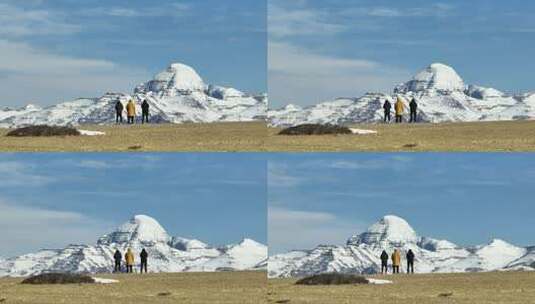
0 215 267 277
269 214 534 278
137 62 206 95
347 215 418 247
20 104 41 111
237 238 266 249
170 237 209 251
97 215 170 245
397 62 465 93
479 239 525 255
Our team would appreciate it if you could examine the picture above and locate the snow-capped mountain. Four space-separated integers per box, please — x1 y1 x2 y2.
0 215 267 277
0 63 267 128
269 63 535 127
268 215 534 278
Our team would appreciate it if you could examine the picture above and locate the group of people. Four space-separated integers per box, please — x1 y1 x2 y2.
113 248 149 274
382 96 419 123
115 99 150 124
380 249 415 274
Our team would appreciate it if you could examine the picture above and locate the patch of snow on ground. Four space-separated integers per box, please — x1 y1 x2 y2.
78 130 105 136
367 278 393 285
349 128 378 135
92 277 119 284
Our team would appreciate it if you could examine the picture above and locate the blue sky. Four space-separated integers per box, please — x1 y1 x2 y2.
0 153 266 257
269 153 535 254
269 0 535 107
0 0 266 106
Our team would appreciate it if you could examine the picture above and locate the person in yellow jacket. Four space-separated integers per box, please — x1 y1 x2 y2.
391 249 401 274
394 96 405 123
126 99 136 124
125 248 135 273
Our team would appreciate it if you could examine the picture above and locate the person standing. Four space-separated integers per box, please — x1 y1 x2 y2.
140 248 148 273
409 98 418 123
113 249 122 273
395 96 405 123
383 99 392 123
380 250 389 274
115 101 124 124
126 99 136 124
406 249 415 274
141 100 150 124
125 248 135 273
391 249 401 274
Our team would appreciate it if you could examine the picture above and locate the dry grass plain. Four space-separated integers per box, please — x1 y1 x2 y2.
1 120 534 152
0 122 267 152
0 271 266 304
268 271 535 304
267 120 535 152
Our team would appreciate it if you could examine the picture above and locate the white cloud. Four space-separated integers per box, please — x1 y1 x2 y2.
0 161 53 187
0 3 79 37
80 3 190 18
268 162 302 188
0 201 109 257
67 155 163 170
268 42 410 107
268 206 366 255
357 4 455 18
268 3 346 38
0 40 149 106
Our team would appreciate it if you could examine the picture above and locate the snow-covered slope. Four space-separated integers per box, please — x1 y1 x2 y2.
269 63 535 126
0 63 267 128
268 215 533 278
0 215 267 277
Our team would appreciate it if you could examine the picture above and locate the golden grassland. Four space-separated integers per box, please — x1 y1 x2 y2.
0 122 267 152
1 120 534 152
268 271 535 304
267 120 535 152
0 271 266 304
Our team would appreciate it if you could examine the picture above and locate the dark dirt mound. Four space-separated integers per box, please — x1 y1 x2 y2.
21 273 95 285
279 124 352 136
295 273 369 285
6 125 80 137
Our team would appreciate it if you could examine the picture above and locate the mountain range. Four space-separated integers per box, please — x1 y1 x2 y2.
0 63 267 128
268 215 535 278
0 215 267 277
268 63 535 127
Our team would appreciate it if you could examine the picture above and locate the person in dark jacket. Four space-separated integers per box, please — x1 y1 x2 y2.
383 100 391 123
140 248 148 273
141 100 150 124
380 250 389 274
406 249 415 274
409 98 418 123
113 249 122 272
115 101 124 123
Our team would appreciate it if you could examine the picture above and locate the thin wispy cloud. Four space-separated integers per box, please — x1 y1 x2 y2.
79 3 191 18
0 3 79 37
295 155 413 171
75 155 163 170
269 206 366 254
269 42 409 106
0 161 54 187
268 162 302 188
0 39 149 105
353 3 455 18
268 2 346 38
0 200 109 257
